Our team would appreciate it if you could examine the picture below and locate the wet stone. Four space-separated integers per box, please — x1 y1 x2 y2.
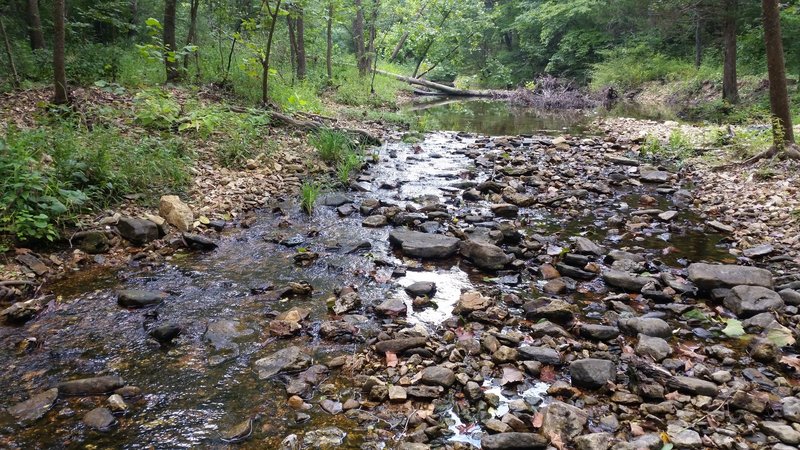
602 270 656 292
666 425 702 449
406 385 442 399
82 407 116 431
389 229 460 259
580 324 620 341
375 337 426 354
481 432 548 450
7 388 58 422
405 281 436 298
687 263 773 290
574 237 604 256
58 376 125 396
253 346 311 380
618 317 672 338
320 193 353 207
117 289 167 308
635 334 673 362
518 346 561 365
541 401 589 441
319 399 342 415
420 366 455 387
376 297 407 316
744 244 775 258
460 240 513 271
221 418 253 443
303 427 347 447
762 422 800 445
574 432 613 450
668 376 718 396
116 217 159 245
362 215 388 227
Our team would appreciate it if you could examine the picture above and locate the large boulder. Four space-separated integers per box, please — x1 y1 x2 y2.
253 346 311 380
159 195 194 232
688 263 773 290
116 217 160 245
460 240 513 271
723 285 784 318
389 229 460 259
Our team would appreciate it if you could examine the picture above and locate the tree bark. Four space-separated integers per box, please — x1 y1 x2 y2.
373 68 504 97
261 0 282 105
722 0 739 103
366 0 379 73
295 7 306 81
0 17 20 88
694 12 702 68
326 1 334 80
164 0 181 82
26 0 45 50
353 0 368 76
762 0 794 145
287 14 297 82
53 0 68 104
183 0 200 75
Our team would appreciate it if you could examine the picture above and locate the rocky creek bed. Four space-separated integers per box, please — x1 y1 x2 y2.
2 129 800 449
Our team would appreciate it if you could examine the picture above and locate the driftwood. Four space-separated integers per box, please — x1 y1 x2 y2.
372 68 508 98
228 106 382 147
712 142 800 171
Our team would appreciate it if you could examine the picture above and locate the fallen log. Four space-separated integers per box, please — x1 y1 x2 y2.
373 68 508 98
227 106 382 147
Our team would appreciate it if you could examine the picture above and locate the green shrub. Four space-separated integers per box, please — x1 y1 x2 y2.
133 88 181 129
336 150 364 185
640 130 694 163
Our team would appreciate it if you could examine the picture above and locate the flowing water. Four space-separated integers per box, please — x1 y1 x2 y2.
0 101 730 449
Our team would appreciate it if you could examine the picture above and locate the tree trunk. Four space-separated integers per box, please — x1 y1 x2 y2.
326 1 334 80
26 0 45 50
353 0 368 76
295 7 306 81
389 31 409 62
722 0 739 103
373 68 504 97
53 0 68 104
762 0 794 146
261 0 282 105
0 17 20 88
287 14 297 83
694 13 702 68
164 0 181 82
183 0 200 75
129 0 138 38
366 0 379 73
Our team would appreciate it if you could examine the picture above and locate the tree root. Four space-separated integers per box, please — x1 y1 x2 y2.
712 143 800 172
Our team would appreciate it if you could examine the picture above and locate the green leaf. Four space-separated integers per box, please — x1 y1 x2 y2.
721 319 745 338
661 444 674 450
145 17 162 29
682 309 709 322
766 323 796 347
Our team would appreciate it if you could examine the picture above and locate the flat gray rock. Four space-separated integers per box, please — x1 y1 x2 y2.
481 432 548 449
7 388 58 422
723 285 784 318
117 289 167 308
389 229 459 259
688 263 773 290
58 376 125 396
253 346 311 380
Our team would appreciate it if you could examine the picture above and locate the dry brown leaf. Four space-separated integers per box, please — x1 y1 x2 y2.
385 351 398 368
780 355 800 371
630 422 645 436
531 412 543 428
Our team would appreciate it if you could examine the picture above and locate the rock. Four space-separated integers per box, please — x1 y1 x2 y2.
115 386 142 398
574 237 604 256
117 289 167 308
107 394 128 412
454 291 491 314
782 397 800 423
606 155 639 166
388 385 407 402
77 231 110 254
574 432 613 450
319 399 342 415
707 220 734 233
58 376 125 396
116 217 160 245
723 285 784 318
779 289 800 306
518 346 561 365
493 346 519 363
15 254 49 276
491 203 519 217
687 263 773 290
7 388 58 422
481 433 548 450
618 317 672 338
570 359 616 389
182 233 218 251
149 323 182 345
405 281 436 298
762 421 800 445
580 324 619 341
602 270 655 292
375 337 427 353
668 376 718 396
743 244 775 258
389 229 460 259
635 334 672 362
303 427 347 447
420 366 455 387
658 211 678 221
541 401 588 441
83 407 116 431
406 385 442 399
362 215 388 227
221 418 253 443
320 193 353 207
1 297 47 323
731 390 767 413
524 299 578 322
640 168 670 183
159 195 193 232
667 425 702 449
460 240 513 271
254 346 311 380
376 297 407 316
